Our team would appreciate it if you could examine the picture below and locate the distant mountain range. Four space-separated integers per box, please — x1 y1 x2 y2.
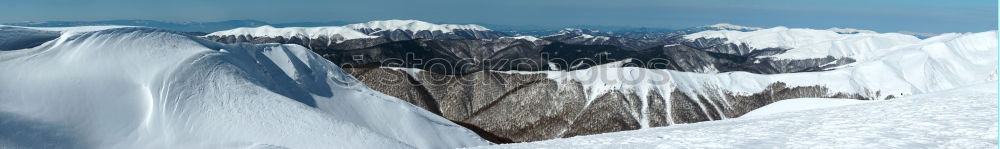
3 19 678 34
9 19 942 39
203 20 926 75
3 20 351 33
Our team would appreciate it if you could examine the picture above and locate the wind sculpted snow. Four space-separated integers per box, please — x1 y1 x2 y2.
0 26 491 148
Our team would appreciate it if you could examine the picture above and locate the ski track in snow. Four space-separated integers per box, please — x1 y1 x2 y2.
470 82 1000 149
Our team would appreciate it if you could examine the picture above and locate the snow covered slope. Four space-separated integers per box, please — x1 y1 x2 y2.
205 25 376 42
684 26 922 60
0 26 490 148
740 98 869 117
470 82 999 148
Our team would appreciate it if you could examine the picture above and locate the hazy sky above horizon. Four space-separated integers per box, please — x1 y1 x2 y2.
1 0 996 33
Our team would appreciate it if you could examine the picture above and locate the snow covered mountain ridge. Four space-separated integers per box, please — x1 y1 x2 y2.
704 23 764 31
0 26 490 148
544 28 610 38
208 19 492 37
684 26 924 60
499 35 541 41
343 19 491 33
205 25 377 43
207 19 506 41
702 24 874 34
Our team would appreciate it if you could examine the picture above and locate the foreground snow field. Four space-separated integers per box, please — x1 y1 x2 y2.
0 26 490 148
471 82 999 149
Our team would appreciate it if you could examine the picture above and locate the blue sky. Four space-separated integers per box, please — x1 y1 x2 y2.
1 0 996 33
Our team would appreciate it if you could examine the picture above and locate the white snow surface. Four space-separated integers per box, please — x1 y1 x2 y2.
0 26 490 149
685 26 922 60
343 19 491 33
206 25 376 42
470 82 1000 149
740 98 869 118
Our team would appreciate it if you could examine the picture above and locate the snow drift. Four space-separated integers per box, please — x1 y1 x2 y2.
0 26 490 148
